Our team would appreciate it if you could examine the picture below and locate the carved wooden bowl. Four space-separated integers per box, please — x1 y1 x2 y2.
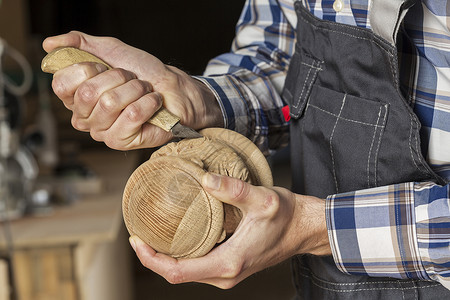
122 128 273 258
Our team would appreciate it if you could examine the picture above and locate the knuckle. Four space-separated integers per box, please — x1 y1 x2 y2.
103 135 124 151
76 82 98 104
51 78 70 98
123 102 144 123
217 280 238 290
106 37 121 46
110 68 134 83
71 116 87 131
89 130 103 142
142 92 162 111
110 37 120 44
221 260 243 279
130 79 151 94
165 269 184 285
262 190 281 217
98 91 119 113
232 179 249 200
79 64 95 79
103 139 116 150
70 116 80 129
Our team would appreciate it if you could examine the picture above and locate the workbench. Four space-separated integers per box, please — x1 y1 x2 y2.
0 149 139 300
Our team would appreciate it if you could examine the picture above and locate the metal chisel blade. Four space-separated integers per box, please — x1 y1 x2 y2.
171 123 203 139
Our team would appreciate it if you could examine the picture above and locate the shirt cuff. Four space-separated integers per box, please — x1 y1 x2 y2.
325 182 430 280
194 75 253 137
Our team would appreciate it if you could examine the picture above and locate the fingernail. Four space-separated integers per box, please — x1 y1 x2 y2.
153 92 163 108
202 173 221 190
129 236 137 252
95 63 108 73
153 91 162 101
145 82 153 93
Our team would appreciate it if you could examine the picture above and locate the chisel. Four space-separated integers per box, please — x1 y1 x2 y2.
41 47 202 139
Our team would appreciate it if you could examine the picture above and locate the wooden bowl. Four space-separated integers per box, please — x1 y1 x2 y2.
122 128 272 258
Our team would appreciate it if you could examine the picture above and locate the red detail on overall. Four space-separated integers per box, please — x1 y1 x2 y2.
282 105 291 122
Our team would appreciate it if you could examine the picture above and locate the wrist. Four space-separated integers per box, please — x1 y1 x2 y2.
294 195 332 256
166 66 224 129
191 78 224 128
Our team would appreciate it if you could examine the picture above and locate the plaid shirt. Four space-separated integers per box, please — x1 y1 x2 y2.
196 0 450 288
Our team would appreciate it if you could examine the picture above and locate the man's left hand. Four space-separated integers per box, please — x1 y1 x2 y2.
129 173 331 289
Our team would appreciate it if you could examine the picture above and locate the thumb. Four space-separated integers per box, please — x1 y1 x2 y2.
43 31 101 53
43 31 166 81
42 31 123 69
42 31 129 68
201 173 272 213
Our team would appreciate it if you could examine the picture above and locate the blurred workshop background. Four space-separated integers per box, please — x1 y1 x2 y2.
0 0 294 299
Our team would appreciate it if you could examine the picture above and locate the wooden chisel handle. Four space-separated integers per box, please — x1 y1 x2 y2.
41 47 180 132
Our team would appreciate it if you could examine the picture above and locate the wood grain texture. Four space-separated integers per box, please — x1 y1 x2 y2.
147 108 180 132
122 128 273 258
41 47 113 74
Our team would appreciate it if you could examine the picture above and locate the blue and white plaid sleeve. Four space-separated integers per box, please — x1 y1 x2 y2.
326 181 450 289
195 0 296 154
195 0 450 289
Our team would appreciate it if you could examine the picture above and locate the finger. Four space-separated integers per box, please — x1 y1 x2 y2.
129 236 238 285
196 272 249 290
201 173 279 214
72 68 137 119
192 243 255 289
43 31 86 53
83 78 151 130
101 92 172 149
43 31 114 56
52 62 108 109
42 31 135 72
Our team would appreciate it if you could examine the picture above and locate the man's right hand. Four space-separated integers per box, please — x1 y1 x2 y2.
43 31 223 150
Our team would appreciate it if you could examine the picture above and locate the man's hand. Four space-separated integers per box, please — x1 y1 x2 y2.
129 173 331 289
42 31 223 150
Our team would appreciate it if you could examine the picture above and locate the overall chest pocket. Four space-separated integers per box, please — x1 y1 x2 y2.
282 51 389 194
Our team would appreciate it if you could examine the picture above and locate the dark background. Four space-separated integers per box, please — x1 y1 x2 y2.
18 0 247 149
28 0 244 75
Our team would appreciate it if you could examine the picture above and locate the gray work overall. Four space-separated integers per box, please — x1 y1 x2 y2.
281 1 449 299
